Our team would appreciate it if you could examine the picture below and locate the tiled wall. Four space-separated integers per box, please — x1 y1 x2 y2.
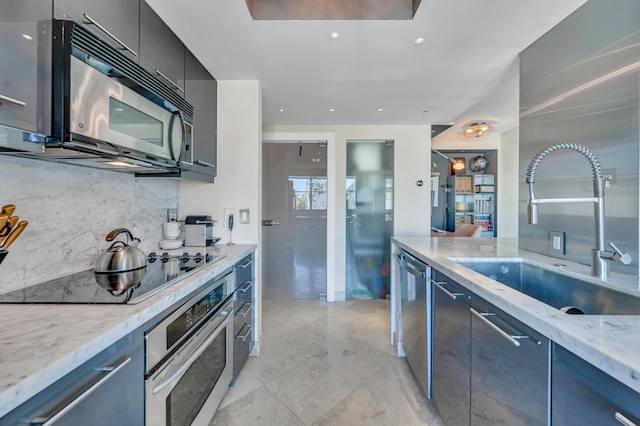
0 155 179 291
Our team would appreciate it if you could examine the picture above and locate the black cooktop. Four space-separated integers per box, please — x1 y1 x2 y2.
0 252 224 305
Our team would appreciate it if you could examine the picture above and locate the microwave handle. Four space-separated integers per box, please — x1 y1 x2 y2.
171 110 186 165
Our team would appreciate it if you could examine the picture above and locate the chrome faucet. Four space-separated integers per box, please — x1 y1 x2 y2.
526 143 631 280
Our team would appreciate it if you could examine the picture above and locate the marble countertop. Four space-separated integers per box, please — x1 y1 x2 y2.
0 243 257 418
393 236 640 394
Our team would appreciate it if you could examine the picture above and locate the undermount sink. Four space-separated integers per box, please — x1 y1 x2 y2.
457 260 640 315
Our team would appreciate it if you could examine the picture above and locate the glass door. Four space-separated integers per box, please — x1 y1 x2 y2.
345 140 394 298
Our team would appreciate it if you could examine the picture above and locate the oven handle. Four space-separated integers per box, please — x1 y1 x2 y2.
152 305 232 395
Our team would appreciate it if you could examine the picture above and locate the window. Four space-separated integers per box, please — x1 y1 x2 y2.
290 176 327 210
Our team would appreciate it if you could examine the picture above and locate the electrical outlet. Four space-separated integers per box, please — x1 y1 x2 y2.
550 231 565 255
239 209 250 224
223 208 236 228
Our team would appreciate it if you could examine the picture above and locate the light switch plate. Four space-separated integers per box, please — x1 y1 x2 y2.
550 231 565 255
239 209 250 224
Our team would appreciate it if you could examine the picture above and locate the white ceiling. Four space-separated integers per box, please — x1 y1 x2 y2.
146 0 588 134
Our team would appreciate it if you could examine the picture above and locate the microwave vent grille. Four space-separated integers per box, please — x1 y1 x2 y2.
67 21 194 119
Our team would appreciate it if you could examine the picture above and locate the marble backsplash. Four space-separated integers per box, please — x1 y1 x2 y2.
0 155 179 292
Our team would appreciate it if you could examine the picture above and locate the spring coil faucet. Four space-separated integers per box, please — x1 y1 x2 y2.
526 143 630 280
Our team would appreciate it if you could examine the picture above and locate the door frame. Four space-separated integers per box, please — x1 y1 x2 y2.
262 132 337 301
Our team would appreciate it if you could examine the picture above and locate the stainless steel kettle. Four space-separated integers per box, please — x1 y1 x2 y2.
95 228 147 273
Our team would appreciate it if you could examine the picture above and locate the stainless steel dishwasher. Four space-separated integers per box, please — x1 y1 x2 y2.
397 249 432 398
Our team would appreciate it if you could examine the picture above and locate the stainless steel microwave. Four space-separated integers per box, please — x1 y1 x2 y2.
44 20 194 174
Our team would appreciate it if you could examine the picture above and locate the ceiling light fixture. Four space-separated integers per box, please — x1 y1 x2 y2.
328 108 335 112
413 37 426 45
329 32 342 40
463 122 494 138
377 108 384 112
279 108 285 112
22 34 34 41
451 157 466 171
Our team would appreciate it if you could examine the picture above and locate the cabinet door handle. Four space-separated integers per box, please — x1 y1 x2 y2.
194 160 215 168
154 69 185 93
431 279 463 300
235 324 252 342
31 357 132 425
470 308 534 347
0 93 26 107
83 14 137 57
615 412 638 426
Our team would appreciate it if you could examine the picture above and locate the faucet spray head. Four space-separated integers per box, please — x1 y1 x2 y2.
527 201 538 224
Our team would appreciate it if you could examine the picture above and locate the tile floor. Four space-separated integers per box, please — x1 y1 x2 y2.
210 299 443 426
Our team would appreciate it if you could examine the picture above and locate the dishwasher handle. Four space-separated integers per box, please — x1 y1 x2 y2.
397 253 428 279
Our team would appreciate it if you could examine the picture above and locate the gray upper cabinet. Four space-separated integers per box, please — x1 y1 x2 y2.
54 0 140 62
0 0 52 136
182 49 217 182
139 1 185 96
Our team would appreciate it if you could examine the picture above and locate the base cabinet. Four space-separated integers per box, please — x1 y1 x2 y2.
432 270 471 425
0 329 144 426
552 344 640 426
232 253 254 382
471 296 548 425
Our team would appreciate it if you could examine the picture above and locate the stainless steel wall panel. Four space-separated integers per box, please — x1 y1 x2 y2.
519 0 640 275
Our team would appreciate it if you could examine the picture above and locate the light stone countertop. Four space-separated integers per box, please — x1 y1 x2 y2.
0 243 257 418
393 236 640 394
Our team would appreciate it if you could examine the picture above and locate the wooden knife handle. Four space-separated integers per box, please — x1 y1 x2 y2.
1 220 28 249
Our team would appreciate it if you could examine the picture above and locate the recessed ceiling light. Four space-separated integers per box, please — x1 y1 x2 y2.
22 34 34 41
279 108 285 112
423 109 430 115
377 108 384 112
413 37 426 45
328 108 335 112
329 32 342 40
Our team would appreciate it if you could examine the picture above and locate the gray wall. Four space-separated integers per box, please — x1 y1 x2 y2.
0 154 179 292
519 0 640 274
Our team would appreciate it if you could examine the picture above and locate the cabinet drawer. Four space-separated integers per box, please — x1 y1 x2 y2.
455 215 473 225
1 329 144 426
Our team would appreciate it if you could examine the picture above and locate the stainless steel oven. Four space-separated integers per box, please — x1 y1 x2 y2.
145 271 233 426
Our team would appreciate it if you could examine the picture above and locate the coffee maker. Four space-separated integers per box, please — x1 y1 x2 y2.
184 215 219 246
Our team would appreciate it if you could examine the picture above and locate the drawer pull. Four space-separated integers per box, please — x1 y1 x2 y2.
235 324 252 342
237 259 253 269
470 308 534 347
236 302 252 317
0 93 26 107
615 412 638 426
31 357 131 425
83 14 137 57
238 280 253 293
431 279 463 300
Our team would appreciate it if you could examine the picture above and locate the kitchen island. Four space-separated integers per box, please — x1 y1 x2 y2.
392 236 640 395
0 243 257 418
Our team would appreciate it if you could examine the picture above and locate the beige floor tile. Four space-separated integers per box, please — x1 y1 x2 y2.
264 357 357 425
214 299 437 426
211 386 304 426
218 368 262 410
325 337 394 384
